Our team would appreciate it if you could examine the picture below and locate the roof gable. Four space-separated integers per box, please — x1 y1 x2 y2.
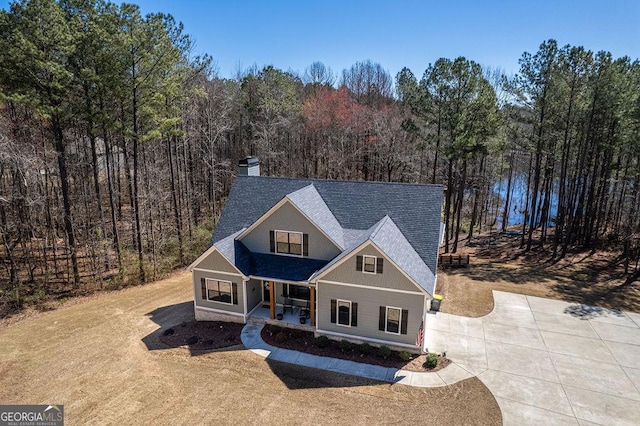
370 216 435 295
213 176 443 273
286 184 345 249
311 216 435 295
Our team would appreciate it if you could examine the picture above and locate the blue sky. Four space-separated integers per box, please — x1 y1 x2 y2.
2 0 639 80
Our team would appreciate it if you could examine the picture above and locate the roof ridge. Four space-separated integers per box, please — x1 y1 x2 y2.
369 215 390 240
235 174 443 188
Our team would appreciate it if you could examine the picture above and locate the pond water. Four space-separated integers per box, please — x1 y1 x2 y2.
492 174 558 228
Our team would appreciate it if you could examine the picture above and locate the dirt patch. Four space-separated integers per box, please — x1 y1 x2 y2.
261 324 449 372
0 272 501 425
159 320 244 350
438 231 640 317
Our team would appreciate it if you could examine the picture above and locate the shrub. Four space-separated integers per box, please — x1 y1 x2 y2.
398 351 412 362
424 352 438 369
339 339 352 352
378 346 392 359
186 336 199 345
315 335 330 348
163 328 175 336
359 343 372 355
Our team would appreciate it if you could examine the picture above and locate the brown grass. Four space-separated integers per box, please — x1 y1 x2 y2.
437 232 640 317
0 272 501 425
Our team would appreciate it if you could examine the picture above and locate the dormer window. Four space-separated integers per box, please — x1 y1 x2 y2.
356 255 383 274
270 230 309 256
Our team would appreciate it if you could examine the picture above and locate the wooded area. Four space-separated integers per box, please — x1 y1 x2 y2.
1 0 639 316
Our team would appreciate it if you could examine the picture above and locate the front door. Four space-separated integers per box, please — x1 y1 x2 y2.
262 281 270 306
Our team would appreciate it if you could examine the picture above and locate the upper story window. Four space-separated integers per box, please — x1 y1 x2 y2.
270 230 309 256
356 255 384 274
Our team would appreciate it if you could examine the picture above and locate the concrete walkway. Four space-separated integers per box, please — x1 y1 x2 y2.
240 323 474 387
425 291 640 426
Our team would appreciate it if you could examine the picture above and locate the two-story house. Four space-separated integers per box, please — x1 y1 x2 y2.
188 158 443 351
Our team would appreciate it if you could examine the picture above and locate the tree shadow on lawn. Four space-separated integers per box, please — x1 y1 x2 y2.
447 262 640 313
141 302 245 356
265 357 387 390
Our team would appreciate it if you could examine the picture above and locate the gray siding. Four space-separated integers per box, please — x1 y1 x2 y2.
317 282 425 346
246 279 263 311
194 249 239 274
240 201 341 260
321 244 422 293
193 269 244 314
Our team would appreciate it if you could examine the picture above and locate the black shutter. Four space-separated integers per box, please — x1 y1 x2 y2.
330 299 336 323
401 309 409 335
303 233 309 256
356 255 363 271
269 230 275 252
376 258 384 274
351 302 358 327
282 284 288 298
201 278 207 300
232 283 238 305
379 306 386 331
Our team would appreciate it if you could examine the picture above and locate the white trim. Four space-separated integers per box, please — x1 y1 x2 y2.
362 255 377 274
369 240 432 295
336 299 352 328
317 279 425 296
250 275 309 285
274 229 304 257
236 197 289 240
187 243 219 271
385 306 402 335
194 305 245 317
315 328 419 349
204 278 234 305
284 195 344 250
192 267 244 278
313 240 430 296
423 294 428 318
315 285 319 328
187 245 245 276
235 196 343 251
242 279 248 314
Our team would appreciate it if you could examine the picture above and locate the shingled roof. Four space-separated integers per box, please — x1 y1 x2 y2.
213 175 443 274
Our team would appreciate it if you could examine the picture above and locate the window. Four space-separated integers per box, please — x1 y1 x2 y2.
363 255 376 273
378 306 408 335
284 284 310 300
386 307 401 333
330 299 357 327
356 255 383 274
200 278 238 305
270 230 308 256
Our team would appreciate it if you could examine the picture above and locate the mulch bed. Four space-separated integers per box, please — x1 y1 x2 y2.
159 320 244 350
261 324 450 372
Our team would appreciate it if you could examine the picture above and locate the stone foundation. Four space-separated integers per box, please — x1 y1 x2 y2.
195 306 246 324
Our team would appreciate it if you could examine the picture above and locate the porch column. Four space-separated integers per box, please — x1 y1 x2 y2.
310 286 316 327
269 281 275 320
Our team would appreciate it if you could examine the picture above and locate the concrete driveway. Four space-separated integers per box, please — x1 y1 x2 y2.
424 291 640 426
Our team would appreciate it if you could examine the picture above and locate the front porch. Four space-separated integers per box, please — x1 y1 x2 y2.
247 305 315 331
249 280 316 330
